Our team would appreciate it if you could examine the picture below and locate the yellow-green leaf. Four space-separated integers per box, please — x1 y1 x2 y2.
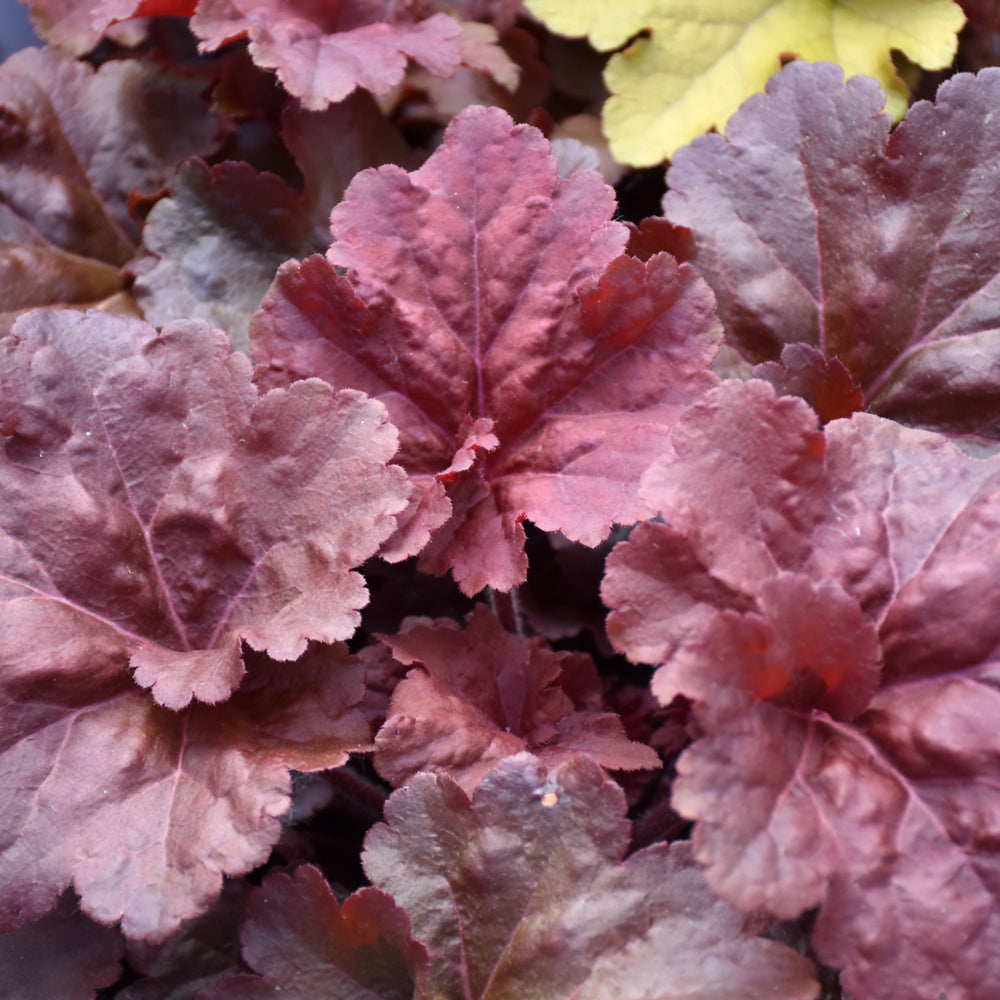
524 0 965 166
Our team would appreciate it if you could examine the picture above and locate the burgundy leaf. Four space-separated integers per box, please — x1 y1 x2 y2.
0 309 409 709
363 753 818 1000
625 217 695 264
372 604 659 793
0 892 123 1000
195 866 425 1000
753 343 863 423
0 47 221 328
252 105 721 594
0 639 371 941
664 61 1000 443
603 377 1000 999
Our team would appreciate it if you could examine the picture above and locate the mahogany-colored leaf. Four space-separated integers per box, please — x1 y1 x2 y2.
363 753 818 1000
625 217 695 264
0 309 409 710
0 639 370 941
0 892 123 1000
603 378 1000 999
191 1 471 110
134 159 326 353
252 105 721 594
372 604 659 793
664 60 1000 443
753 343 863 423
0 47 221 328
194 867 425 1000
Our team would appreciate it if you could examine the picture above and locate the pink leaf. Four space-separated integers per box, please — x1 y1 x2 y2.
0 642 371 941
252 105 721 594
191 0 467 109
0 309 409 709
664 60 1000 443
363 754 818 999
373 604 660 793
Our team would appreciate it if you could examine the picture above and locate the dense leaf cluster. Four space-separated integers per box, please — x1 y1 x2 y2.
2 2 999 999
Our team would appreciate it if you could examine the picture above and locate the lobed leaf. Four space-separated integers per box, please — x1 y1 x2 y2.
0 641 371 940
0 309 409 708
362 753 818 1000
665 61 1000 444
603 378 1000 999
134 160 327 353
0 47 221 329
523 0 964 166
195 867 425 1000
372 604 660 793
252 105 721 594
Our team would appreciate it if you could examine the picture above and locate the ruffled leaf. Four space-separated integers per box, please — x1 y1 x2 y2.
0 309 409 709
252 105 721 594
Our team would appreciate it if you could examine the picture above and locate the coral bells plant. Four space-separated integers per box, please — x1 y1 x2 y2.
4 0 1000 998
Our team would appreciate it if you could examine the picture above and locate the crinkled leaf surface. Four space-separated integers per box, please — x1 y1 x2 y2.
194 867 426 1000
602 378 1000 999
0 639 371 941
665 61 1000 444
524 0 964 165
0 309 409 709
252 105 721 594
363 753 818 1000
372 604 659 793
189 0 508 110
0 892 123 1000
0 46 221 328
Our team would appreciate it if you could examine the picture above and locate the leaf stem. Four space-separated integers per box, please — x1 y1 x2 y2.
486 586 525 635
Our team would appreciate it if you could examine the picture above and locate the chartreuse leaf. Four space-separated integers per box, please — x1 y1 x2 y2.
523 0 965 165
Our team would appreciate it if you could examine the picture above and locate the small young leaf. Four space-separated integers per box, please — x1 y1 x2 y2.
372 604 660 793
196 867 425 1000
